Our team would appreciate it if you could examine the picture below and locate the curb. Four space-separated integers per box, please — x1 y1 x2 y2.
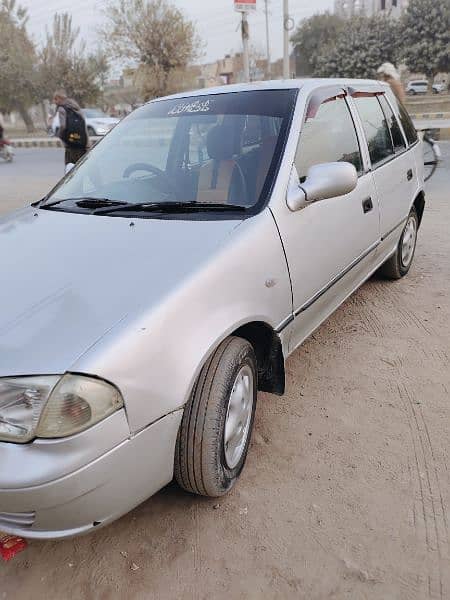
11 138 63 148
10 137 101 148
410 112 450 120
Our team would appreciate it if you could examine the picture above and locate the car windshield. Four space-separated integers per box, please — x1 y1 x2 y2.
44 89 297 215
83 109 108 118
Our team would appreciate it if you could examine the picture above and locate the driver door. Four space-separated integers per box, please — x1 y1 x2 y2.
272 88 381 352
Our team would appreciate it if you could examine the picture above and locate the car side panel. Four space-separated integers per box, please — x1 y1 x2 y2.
71 209 293 432
369 149 419 240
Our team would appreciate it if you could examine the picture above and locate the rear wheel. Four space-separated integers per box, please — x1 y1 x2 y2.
175 337 257 497
87 126 96 136
380 207 418 280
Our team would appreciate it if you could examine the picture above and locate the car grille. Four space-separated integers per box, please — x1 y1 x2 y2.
0 511 35 530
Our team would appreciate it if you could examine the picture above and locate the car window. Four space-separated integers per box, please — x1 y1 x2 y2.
187 119 219 166
378 95 406 152
43 89 297 215
295 95 363 181
386 93 418 146
354 95 394 167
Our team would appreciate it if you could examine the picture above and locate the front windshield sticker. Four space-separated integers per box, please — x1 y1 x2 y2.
168 99 211 116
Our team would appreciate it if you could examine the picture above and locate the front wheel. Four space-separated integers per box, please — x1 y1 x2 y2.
87 126 96 137
175 337 257 497
380 207 418 280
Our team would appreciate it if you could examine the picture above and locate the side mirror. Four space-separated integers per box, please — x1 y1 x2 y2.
65 162 75 174
287 162 358 212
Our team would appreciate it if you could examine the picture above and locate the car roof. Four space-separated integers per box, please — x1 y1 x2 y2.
152 78 386 103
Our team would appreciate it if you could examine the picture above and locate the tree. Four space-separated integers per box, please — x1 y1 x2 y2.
400 0 450 91
291 12 345 76
0 0 38 131
314 14 400 79
102 0 200 99
38 13 109 106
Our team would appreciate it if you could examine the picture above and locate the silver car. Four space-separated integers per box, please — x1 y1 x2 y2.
0 79 424 539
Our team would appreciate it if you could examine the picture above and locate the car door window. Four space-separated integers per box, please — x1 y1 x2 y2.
295 95 363 181
378 95 407 152
387 94 418 146
354 95 394 167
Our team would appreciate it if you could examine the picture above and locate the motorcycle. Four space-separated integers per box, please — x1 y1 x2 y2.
0 139 14 162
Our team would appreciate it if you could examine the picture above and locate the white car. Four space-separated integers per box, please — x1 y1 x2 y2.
406 80 446 95
0 79 425 539
81 108 120 136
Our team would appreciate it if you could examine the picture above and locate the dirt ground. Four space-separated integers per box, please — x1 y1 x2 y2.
1 146 450 599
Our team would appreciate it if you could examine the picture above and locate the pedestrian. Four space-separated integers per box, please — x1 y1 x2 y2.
0 112 5 142
53 89 88 166
377 63 405 104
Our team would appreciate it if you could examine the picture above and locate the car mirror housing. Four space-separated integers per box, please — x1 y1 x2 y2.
65 162 75 174
287 162 358 212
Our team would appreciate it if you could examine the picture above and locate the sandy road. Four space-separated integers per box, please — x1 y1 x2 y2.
1 146 450 599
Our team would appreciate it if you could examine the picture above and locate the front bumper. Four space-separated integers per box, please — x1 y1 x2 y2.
0 410 182 539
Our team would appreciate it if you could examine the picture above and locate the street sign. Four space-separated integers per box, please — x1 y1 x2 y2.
234 0 256 12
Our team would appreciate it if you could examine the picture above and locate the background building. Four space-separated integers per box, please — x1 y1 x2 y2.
335 0 409 17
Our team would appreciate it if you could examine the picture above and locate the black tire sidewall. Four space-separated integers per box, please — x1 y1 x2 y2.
214 345 257 494
397 208 418 276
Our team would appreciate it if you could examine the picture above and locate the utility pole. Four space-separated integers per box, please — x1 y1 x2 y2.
264 0 271 78
241 11 250 82
283 0 290 79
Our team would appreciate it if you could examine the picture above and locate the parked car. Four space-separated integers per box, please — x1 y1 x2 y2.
0 79 424 539
406 80 446 95
81 108 120 136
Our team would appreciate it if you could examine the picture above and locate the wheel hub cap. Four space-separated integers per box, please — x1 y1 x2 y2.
224 365 254 469
401 216 417 268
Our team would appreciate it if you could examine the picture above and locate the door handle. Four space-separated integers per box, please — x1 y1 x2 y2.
362 197 373 214
407 169 413 181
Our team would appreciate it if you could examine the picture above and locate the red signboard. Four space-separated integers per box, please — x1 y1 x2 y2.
234 0 256 11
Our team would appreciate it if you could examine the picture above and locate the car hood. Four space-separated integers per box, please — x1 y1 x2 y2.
0 207 241 377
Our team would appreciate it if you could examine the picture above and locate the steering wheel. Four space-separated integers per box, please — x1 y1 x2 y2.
123 163 179 198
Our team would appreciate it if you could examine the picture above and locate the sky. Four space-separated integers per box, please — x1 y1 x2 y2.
22 0 334 64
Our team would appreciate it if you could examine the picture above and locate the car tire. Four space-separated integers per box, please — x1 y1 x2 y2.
408 90 416 96
87 126 96 136
380 207 419 280
174 336 257 497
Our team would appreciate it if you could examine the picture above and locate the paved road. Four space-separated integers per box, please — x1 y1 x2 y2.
0 147 64 214
1 145 450 599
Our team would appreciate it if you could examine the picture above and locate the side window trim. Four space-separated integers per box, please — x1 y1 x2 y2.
376 95 396 154
345 95 372 175
343 96 365 177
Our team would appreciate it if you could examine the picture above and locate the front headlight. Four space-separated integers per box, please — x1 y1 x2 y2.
0 374 123 443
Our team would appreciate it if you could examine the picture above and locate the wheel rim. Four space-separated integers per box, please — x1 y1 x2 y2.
401 216 417 268
224 365 254 469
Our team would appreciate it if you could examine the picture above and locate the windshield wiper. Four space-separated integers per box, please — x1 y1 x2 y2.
94 201 248 215
42 197 128 209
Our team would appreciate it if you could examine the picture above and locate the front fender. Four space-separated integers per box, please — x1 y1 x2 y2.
71 210 292 432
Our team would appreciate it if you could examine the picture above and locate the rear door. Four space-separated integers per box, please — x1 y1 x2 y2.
270 87 380 352
350 91 416 242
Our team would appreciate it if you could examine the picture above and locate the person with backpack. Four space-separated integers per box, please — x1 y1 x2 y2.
53 89 88 166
